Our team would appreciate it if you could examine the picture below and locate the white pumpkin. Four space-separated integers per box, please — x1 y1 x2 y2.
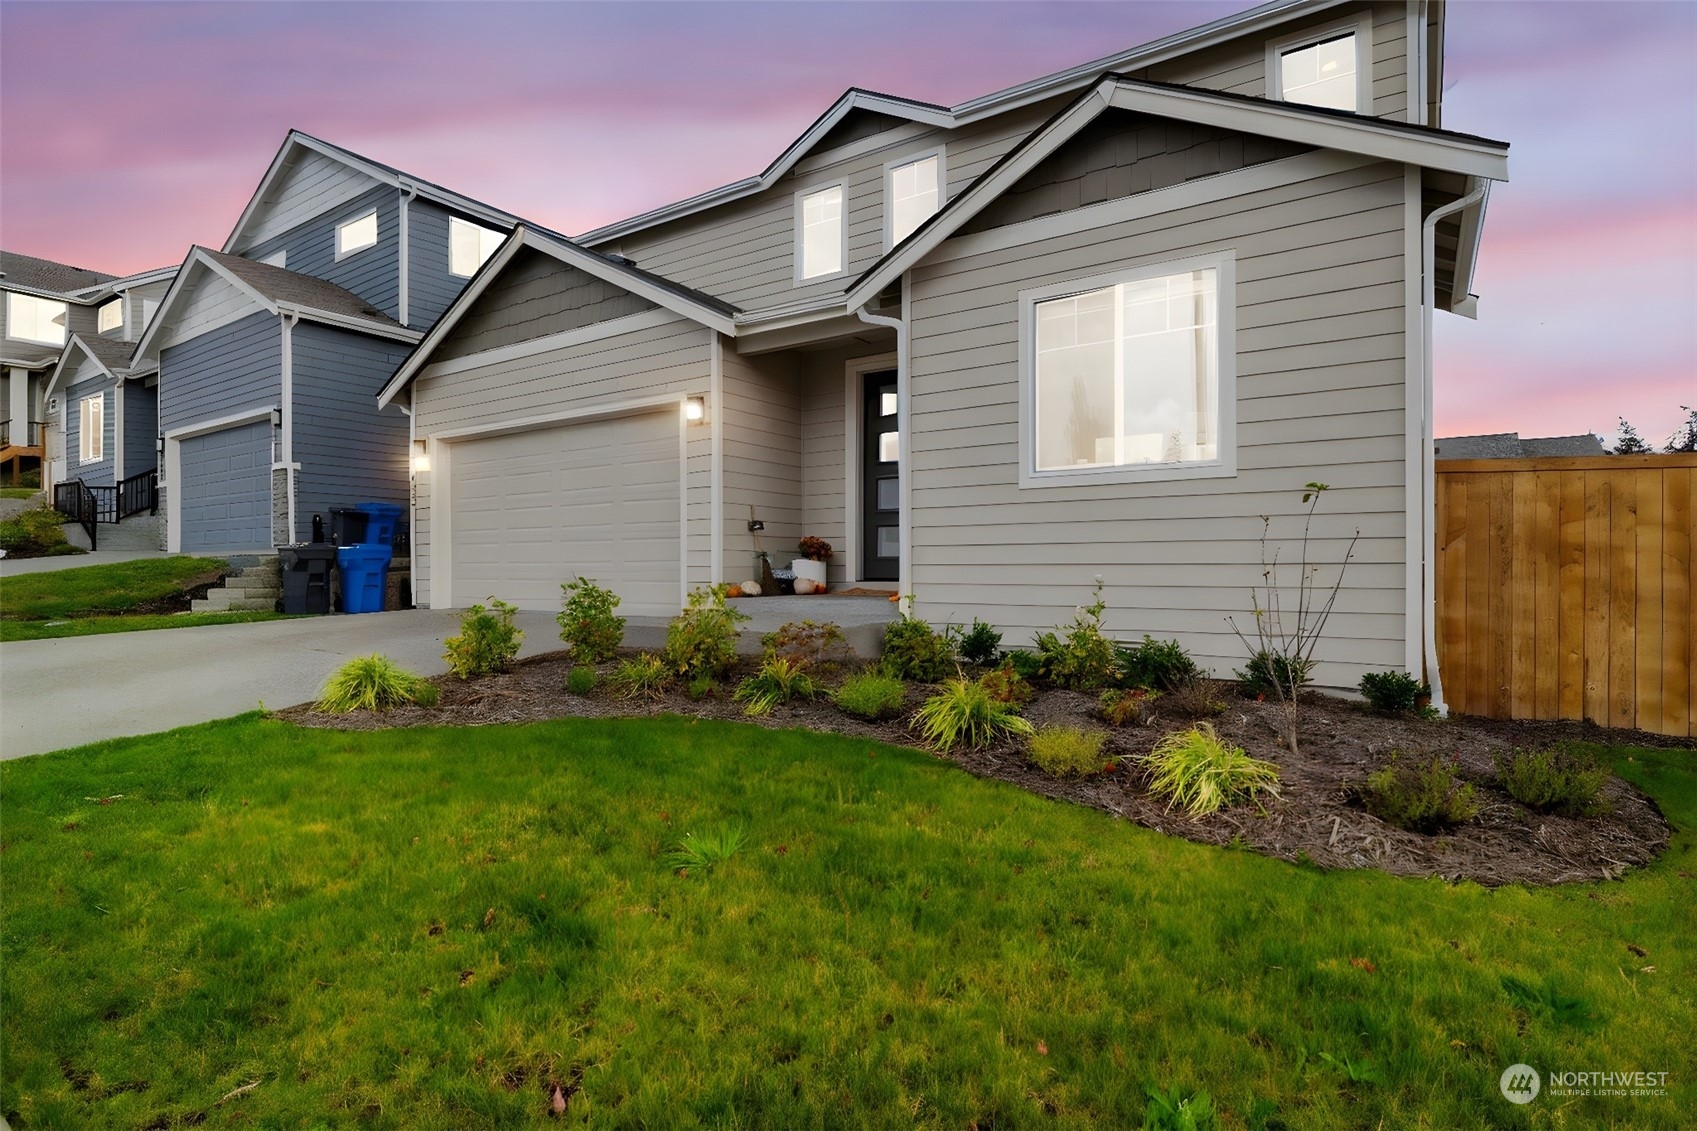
741 580 762 597
794 577 819 595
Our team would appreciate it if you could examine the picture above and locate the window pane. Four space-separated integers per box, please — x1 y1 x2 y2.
890 154 940 244
876 526 900 558
6 293 68 346
450 216 504 276
1280 33 1357 111
880 391 897 416
337 211 378 255
876 477 899 510
879 430 899 463
801 186 844 278
98 299 123 333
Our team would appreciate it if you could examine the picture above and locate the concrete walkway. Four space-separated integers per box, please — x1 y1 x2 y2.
0 549 174 577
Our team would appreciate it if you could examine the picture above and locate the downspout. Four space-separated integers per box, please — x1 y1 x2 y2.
397 181 420 328
400 389 418 607
280 311 300 543
855 289 910 606
1419 179 1488 715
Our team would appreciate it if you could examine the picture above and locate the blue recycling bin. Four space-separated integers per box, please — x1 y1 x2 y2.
337 544 394 614
355 502 405 548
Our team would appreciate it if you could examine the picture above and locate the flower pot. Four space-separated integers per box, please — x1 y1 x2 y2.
791 558 827 589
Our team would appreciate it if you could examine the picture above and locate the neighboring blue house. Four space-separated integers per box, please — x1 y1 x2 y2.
44 333 154 490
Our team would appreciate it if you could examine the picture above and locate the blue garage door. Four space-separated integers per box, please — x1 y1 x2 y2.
179 420 273 552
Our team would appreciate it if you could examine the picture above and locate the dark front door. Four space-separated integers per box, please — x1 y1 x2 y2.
861 370 899 581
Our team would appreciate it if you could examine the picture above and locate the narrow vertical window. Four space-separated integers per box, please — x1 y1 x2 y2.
449 216 505 277
79 394 104 462
798 185 845 280
887 153 941 246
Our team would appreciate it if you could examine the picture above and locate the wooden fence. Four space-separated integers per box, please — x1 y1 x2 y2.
1435 454 1696 738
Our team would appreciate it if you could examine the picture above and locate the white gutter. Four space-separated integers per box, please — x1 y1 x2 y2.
1419 180 1488 715
855 290 911 605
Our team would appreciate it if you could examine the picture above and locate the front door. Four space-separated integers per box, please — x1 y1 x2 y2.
860 370 899 581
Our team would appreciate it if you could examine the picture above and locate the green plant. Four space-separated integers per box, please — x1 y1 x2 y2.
1100 687 1157 727
1116 636 1201 692
1235 649 1314 699
880 614 957 682
958 619 1003 666
1363 753 1479 833
0 506 71 556
1032 581 1118 690
665 585 749 681
443 597 524 678
663 822 748 871
733 655 818 716
1004 648 1044 682
979 660 1034 705
832 673 907 720
913 678 1034 752
556 576 624 663
1028 726 1108 777
1358 670 1428 714
761 620 850 670
1142 1084 1219 1131
1145 723 1280 818
317 654 436 712
611 653 672 699
687 673 720 700
1496 746 1612 817
566 666 598 695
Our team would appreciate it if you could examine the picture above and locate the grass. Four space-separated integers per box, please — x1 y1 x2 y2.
0 487 41 500
0 610 288 642
0 557 289 639
1 717 1691 1128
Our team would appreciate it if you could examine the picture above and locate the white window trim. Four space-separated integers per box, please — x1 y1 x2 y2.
883 147 947 251
335 210 379 260
98 297 124 334
79 393 105 463
6 292 69 346
793 182 849 284
1264 15 1373 115
1017 251 1237 489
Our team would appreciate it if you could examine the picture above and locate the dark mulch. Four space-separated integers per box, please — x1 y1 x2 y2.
275 650 1684 888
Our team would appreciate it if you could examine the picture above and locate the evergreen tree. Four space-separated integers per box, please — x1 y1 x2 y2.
1666 406 1697 454
1613 417 1653 455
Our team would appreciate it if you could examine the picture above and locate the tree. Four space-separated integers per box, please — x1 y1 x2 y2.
1666 406 1697 454
1613 417 1653 455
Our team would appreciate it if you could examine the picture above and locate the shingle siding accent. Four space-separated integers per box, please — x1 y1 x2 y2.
244 184 401 322
158 311 281 435
433 249 659 363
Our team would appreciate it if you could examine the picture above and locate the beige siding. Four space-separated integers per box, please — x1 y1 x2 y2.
719 349 805 580
907 158 1411 687
236 150 381 251
435 251 658 362
800 348 855 586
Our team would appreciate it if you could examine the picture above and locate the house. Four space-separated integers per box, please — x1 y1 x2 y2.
131 131 532 552
1434 432 1606 459
379 0 1505 693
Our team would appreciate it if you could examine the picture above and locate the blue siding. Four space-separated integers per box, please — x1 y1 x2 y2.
408 199 504 330
123 381 159 475
245 184 402 322
158 311 281 434
64 376 117 487
289 322 411 543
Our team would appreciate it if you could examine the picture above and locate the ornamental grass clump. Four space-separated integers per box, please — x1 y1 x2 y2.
1028 726 1108 778
1145 722 1280 818
1496 746 1612 818
664 823 748 872
611 653 672 700
1363 752 1479 833
914 678 1034 752
733 655 818 717
831 673 907 720
443 597 524 678
318 653 437 712
557 576 624 663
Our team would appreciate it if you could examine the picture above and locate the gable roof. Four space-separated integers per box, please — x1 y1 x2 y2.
43 332 138 407
71 264 180 302
0 250 116 298
378 226 739 408
843 73 1509 309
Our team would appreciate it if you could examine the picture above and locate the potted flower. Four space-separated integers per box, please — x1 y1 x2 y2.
792 536 832 591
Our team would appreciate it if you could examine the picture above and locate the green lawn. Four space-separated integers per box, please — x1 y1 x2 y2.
0 556 288 639
0 610 289 642
0 487 40 500
1 717 1690 1129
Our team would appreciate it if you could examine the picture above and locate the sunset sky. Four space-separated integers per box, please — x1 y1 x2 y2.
3 1 1692 445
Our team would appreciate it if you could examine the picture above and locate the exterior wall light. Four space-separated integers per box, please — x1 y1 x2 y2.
412 438 431 472
683 396 707 424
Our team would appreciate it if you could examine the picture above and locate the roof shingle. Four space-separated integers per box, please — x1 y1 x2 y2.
0 250 116 295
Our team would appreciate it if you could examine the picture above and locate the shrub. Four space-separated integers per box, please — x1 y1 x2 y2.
1364 753 1479 832
443 597 524 679
1496 746 1612 817
556 577 624 663
733 655 818 716
1358 670 1428 714
0 506 71 556
1100 687 1157 727
665 585 749 680
979 661 1034 705
832 673 907 720
958 619 1003 666
880 615 957 682
1032 581 1118 691
1235 649 1313 698
1145 723 1280 817
318 653 436 712
1004 649 1044 683
913 678 1034 752
611 653 672 699
566 666 598 695
1116 635 1201 692
1163 673 1227 717
1028 725 1108 777
761 620 851 670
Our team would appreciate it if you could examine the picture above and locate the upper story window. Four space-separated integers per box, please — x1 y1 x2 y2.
449 217 505 277
79 393 104 463
887 152 942 247
335 210 379 259
6 292 68 346
1268 21 1367 113
98 298 124 334
141 298 161 331
1020 254 1235 486
796 184 846 281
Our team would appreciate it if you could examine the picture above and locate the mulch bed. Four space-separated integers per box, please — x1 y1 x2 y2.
275 650 1685 888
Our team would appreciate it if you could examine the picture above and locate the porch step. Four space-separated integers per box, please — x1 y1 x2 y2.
191 557 281 613
97 512 165 552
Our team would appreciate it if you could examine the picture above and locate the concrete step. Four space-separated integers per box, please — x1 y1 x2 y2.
222 574 282 592
192 596 277 613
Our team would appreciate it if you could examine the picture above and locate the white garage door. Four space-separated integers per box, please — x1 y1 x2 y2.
448 412 680 615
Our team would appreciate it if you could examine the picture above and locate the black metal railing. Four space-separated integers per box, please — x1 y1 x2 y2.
53 479 99 550
117 469 158 518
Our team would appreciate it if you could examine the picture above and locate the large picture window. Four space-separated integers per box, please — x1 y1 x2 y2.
7 293 68 346
1022 256 1234 485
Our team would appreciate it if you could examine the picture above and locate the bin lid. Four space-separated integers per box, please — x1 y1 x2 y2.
336 544 394 564
355 502 405 516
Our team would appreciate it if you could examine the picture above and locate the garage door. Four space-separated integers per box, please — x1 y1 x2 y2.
179 419 273 552
449 412 680 614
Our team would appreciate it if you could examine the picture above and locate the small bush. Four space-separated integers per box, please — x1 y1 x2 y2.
880 615 957 682
913 678 1034 752
611 653 672 699
1028 726 1108 777
1358 670 1428 714
1235 649 1313 698
443 597 524 679
1145 723 1280 817
979 661 1034 705
832 673 907 720
1032 581 1118 691
1004 649 1044 683
1163 673 1227 717
687 673 720 700
665 585 749 681
733 655 818 716
1116 635 1201 693
557 577 624 663
958 619 1003 666
1496 746 1612 817
1100 687 1157 727
318 653 435 712
1364 753 1479 833
664 823 747 871
0 506 71 556
566 666 598 695
762 620 851 670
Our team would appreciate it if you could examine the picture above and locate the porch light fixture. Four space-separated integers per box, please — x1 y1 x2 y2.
412 439 431 472
156 435 165 457
683 396 707 424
